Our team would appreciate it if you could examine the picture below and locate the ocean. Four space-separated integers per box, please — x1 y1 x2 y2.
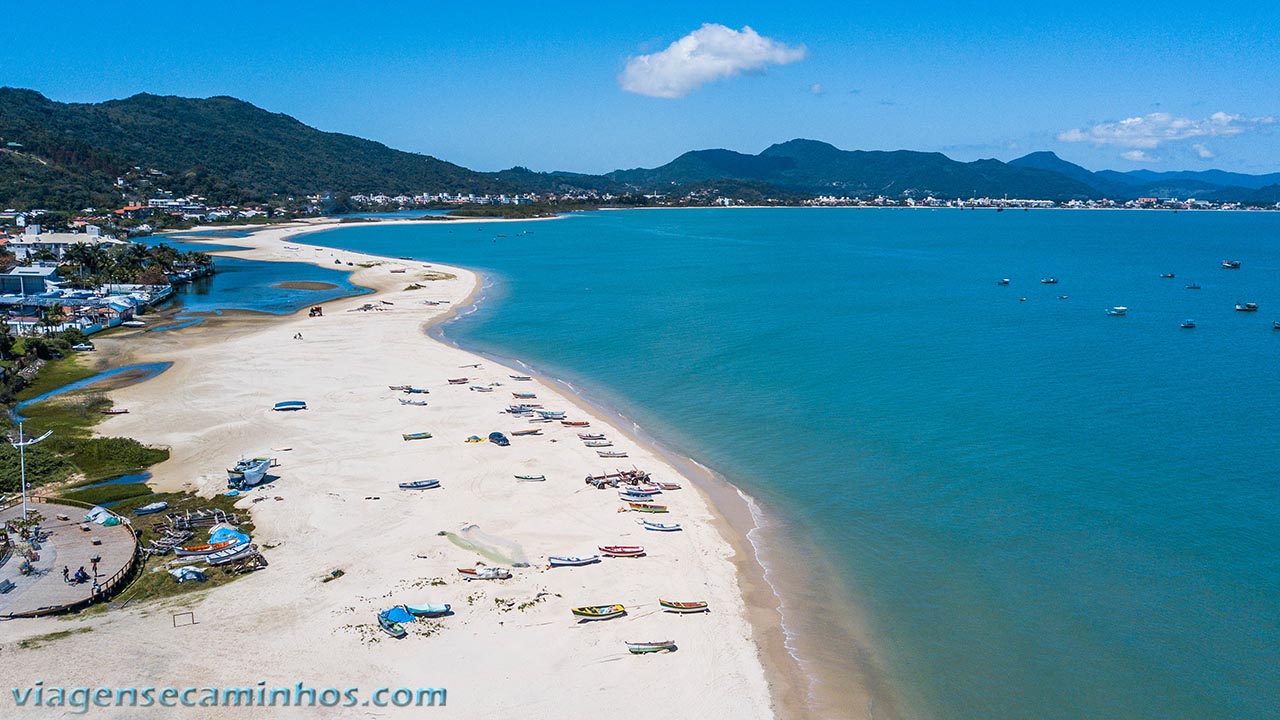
214 209 1280 719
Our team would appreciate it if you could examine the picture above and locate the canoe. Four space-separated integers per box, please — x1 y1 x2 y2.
377 612 408 639
457 567 512 580
537 410 566 418
447 378 469 384
656 482 682 491
470 386 493 392
628 502 668 513
388 385 412 390
207 543 256 566
510 375 533 381
577 433 606 440
641 521 682 532
402 432 433 441
512 392 537 399
101 409 129 415
549 555 600 567
659 600 709 613
626 640 677 654
399 479 440 490
273 400 307 411
402 603 451 617
514 474 546 482
562 420 590 427
619 493 654 503
598 451 628 458
403 387 429 394
598 545 645 557
627 486 661 496
174 539 241 557
584 440 612 447
510 429 542 436
399 398 428 406
134 501 169 516
571 604 626 621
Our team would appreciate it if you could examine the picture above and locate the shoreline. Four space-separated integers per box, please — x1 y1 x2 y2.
0 220 783 719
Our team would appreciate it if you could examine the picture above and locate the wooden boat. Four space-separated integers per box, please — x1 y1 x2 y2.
571 604 626 621
641 520 682 532
549 555 600 567
528 417 552 423
457 567 511 580
377 612 408 639
399 398 428 406
388 385 412 390
488 431 510 446
577 433 606 440
656 482 682 491
1181 320 1196 329
399 479 440 490
447 378 469 384
174 539 241 557
512 392 537 399
389 268 407 274
562 420 590 427
584 440 612 447
628 502 668 513
403 387 429 394
101 408 129 415
134 501 169 516
510 375 533 381
273 400 307 411
470 385 494 392
1236 302 1259 312
514 474 546 482
631 485 662 495
659 599 709 614
598 450 628 458
626 640 676 654
510 429 542 436
402 603 451 617
207 542 257 566
598 545 645 557
1222 260 1242 269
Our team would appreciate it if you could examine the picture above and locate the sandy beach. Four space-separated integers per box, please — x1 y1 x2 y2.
0 222 782 718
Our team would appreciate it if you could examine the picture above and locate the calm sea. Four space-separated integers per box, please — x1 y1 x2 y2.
274 209 1275 719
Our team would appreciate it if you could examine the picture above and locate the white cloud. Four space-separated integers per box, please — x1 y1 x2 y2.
1121 150 1155 162
1057 111 1275 150
619 24 807 99
1192 143 1214 159
810 83 824 95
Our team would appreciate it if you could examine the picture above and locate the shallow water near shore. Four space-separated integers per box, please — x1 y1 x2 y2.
283 209 1273 719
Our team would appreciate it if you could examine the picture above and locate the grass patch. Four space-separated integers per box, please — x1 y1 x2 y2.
61 483 153 506
15 354 98 402
15 626 93 650
419 271 456 281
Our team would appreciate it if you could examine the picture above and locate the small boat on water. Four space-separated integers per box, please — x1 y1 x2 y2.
175 539 242 557
1236 303 1259 312
628 502 668 513
572 604 626 621
584 440 612 447
659 599 709 614
1222 260 1242 269
640 521 682 532
510 375 533 381
457 567 512 580
1160 272 1176 278
599 545 645 557
598 450 628 458
562 420 590 427
488 431 510 446
549 555 600 567
1186 283 1201 290
227 457 273 488
997 278 1010 286
447 378 469 384
101 408 129 415
626 640 677 654
514 474 546 482
1040 277 1059 284
399 398 428 406
1181 320 1196 329
470 385 493 392
134 501 169 516
402 603 451 618
1274 321 1280 330
402 432 433 441
399 479 440 490
512 392 537 399
577 433 606 440
377 610 408 639
1105 306 1128 316
510 429 542 436
273 400 307 411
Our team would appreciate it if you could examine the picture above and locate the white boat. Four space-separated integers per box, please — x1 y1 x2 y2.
549 555 600 567
399 398 428 406
1181 320 1196 329
597 450 628 458
206 543 256 566
1105 306 1127 316
134 501 169 516
227 457 273 488
640 521 682 532
121 320 146 328
470 385 494 392
584 440 612 447
510 375 533 381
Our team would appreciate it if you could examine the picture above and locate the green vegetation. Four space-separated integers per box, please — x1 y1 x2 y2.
61 482 152 506
14 627 93 651
14 353 95 402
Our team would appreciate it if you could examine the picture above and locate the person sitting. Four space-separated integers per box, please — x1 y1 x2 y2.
73 567 90 583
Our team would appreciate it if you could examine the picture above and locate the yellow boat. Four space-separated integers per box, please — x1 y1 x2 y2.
570 604 626 621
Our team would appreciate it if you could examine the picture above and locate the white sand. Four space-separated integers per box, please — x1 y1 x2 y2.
0 223 779 719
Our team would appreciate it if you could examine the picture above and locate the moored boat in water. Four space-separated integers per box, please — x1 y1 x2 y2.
1236 302 1259 312
1222 260 1242 269
1181 320 1196 329
1105 306 1128 316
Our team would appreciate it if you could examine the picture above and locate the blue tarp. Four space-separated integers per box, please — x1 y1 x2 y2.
380 606 415 624
208 526 250 546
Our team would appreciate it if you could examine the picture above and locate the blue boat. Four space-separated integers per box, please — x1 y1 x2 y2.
134 501 169 516
273 400 307 411
488 431 510 447
402 602 451 617
398 479 440 490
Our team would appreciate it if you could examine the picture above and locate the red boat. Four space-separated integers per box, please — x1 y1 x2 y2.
598 545 645 557
561 420 590 427
101 409 130 415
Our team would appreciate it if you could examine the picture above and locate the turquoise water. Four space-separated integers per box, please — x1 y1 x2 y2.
303 209 1277 719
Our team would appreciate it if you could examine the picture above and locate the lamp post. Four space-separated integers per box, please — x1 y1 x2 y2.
11 421 52 522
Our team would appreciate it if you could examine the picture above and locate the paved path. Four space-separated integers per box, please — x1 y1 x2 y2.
0 500 137 617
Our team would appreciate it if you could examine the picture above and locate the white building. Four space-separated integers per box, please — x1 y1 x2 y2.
6 225 127 261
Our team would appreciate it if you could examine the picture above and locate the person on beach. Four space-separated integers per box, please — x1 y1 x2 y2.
62 566 69 583
91 559 99 576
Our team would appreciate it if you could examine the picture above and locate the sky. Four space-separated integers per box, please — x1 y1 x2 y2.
4 1 1278 174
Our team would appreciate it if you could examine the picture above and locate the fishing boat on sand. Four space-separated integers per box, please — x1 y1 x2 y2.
640 520 682 532
628 502 668 513
512 392 537 399
510 429 542 436
510 375 533 381
537 410 566 419
457 567 512 580
402 432 433 441
549 555 600 567
571 604 626 621
402 603 451 618
626 640 677 654
584 440 612 447
398 479 440 490
562 420 590 427
598 450 628 458
101 408 129 415
377 609 409 638
599 545 645 557
399 398 428 406
514 474 546 482
207 542 257 566
470 385 494 392
273 400 307 411
227 457 273 488
403 387 429 394
577 433 606 440
175 539 242 557
655 482 682 491
134 501 169 516
388 385 412 390
659 599 709 614
447 378 469 384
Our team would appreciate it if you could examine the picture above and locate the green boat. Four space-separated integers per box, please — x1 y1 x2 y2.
402 432 433 441
514 474 546 482
626 640 676 654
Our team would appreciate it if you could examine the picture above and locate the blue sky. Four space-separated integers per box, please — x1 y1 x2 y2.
5 1 1278 174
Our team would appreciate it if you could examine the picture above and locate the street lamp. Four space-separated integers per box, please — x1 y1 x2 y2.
11 421 52 522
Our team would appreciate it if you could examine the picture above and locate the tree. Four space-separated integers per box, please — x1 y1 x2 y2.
31 245 57 263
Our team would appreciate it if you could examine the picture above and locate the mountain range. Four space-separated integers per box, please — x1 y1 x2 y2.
1 88 1277 210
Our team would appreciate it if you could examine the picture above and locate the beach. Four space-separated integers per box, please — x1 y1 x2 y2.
0 222 783 718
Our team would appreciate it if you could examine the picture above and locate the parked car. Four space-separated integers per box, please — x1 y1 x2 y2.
71 343 95 351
